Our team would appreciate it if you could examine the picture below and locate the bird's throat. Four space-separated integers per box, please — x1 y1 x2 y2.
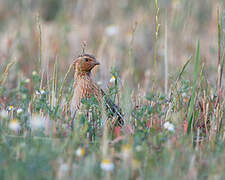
75 71 91 78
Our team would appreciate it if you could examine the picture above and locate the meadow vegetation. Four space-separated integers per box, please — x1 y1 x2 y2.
0 0 225 179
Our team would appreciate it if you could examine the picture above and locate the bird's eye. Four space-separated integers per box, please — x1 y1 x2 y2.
85 58 89 62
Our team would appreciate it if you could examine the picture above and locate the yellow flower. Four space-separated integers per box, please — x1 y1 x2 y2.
8 105 14 111
75 147 85 157
101 159 114 171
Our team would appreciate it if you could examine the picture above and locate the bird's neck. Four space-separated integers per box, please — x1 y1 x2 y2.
74 71 91 80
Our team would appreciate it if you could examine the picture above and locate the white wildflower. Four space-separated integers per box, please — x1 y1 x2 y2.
164 121 175 132
25 78 30 83
62 123 67 129
122 144 132 159
109 75 116 83
9 119 21 131
36 89 45 95
35 91 40 95
97 81 103 85
17 108 23 115
30 114 45 130
22 94 27 99
40 90 45 95
135 145 142 152
0 109 8 118
101 159 114 172
75 147 85 157
105 25 119 37
32 71 37 76
7 105 14 111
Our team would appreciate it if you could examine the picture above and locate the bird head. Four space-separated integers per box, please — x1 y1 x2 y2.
73 54 100 75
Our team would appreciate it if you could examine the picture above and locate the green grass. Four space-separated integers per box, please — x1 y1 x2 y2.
0 1 225 180
1 54 225 179
187 40 200 134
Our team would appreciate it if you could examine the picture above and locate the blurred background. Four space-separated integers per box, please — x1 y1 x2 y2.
0 0 224 92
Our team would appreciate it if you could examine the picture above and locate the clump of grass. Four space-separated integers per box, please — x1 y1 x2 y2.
187 40 200 134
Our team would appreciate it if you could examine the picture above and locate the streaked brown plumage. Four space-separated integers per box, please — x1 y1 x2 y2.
70 54 124 126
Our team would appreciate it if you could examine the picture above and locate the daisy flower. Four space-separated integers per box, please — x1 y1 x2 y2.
105 25 119 37
122 144 132 159
163 121 175 132
109 75 116 83
97 81 103 85
9 119 21 131
25 78 30 83
30 114 45 130
7 105 14 111
36 89 45 95
0 109 8 118
100 159 114 172
75 147 85 157
32 71 37 76
17 108 23 115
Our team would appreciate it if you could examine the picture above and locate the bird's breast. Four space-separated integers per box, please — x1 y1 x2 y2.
70 77 102 115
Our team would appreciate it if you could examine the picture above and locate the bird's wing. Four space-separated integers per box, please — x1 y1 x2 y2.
101 89 124 127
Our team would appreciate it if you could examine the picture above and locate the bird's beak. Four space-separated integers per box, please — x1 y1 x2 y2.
94 61 100 65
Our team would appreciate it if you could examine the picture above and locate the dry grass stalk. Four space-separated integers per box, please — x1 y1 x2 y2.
0 61 16 86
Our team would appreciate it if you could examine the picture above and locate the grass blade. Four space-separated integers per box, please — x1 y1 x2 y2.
177 56 192 82
187 40 200 134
